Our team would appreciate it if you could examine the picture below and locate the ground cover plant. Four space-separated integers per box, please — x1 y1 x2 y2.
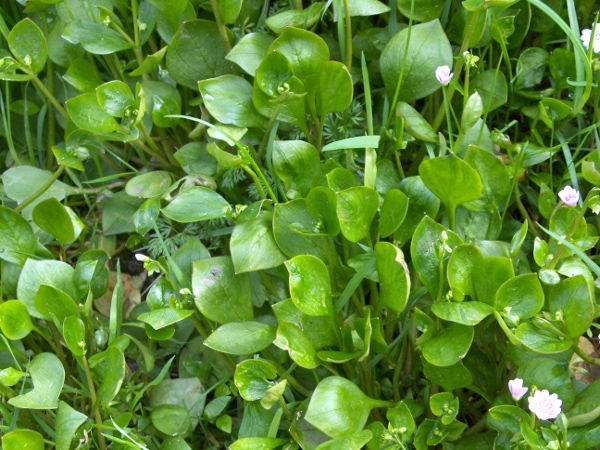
2 0 600 448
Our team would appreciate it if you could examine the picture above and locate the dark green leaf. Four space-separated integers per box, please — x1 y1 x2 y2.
162 187 230 223
422 323 474 367
204 322 276 355
0 205 35 266
336 187 379 243
8 19 47 74
62 20 134 54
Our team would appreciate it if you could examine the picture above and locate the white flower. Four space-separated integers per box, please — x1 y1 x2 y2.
581 28 600 54
436 66 453 85
135 253 150 263
528 390 562 421
508 378 528 401
558 186 580 207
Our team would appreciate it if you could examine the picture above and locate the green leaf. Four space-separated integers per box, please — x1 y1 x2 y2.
137 308 194 330
275 322 319 369
547 275 593 339
286 255 331 317
55 401 87 450
230 213 287 273
379 189 409 238
447 244 484 301
17 259 76 319
34 284 79 325
63 57 103 92
204 322 276 355
51 146 85 171
431 301 494 326
2 430 44 450
62 20 134 54
192 256 253 324
494 273 544 319
346 0 390 16
166 19 232 89
464 146 511 213
234 359 278 401
273 140 320 198
265 3 327 34
230 438 290 450
518 357 575 411
219 0 243 23
253 75 308 133
0 367 25 387
9 353 64 409
387 401 416 437
471 69 508 112
305 376 388 438
149 377 205 428
422 359 473 391
0 205 35 266
63 316 86 358
152 404 192 436
336 187 379 243
162 186 230 223
102 191 145 235
95 345 126 406
396 102 438 142
322 135 381 152
67 93 123 135
375 242 410 313
273 199 329 260
130 46 168 77
126 171 172 198
8 19 47 74
0 300 34 340
398 0 444 21
255 51 295 98
419 154 483 215
199 74 266 128
316 61 353 117
380 20 452 102
269 27 329 94
472 256 514 305
316 430 373 450
32 197 77 246
422 323 474 367
96 80 135 118
515 323 573 354
396 176 440 246
226 32 274 76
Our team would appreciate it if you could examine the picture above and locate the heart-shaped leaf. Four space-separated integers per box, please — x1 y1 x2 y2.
285 255 331 317
9 353 64 409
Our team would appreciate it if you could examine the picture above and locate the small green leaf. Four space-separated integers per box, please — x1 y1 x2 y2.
316 61 353 117
274 322 319 369
315 430 373 450
2 430 45 450
0 205 36 266
63 57 103 92
307 187 340 236
226 32 274 76
162 186 230 223
126 171 172 199
494 273 544 320
96 81 136 118
0 300 34 340
152 404 192 436
515 323 573 354
422 359 473 391
375 242 410 313
447 244 484 301
472 257 514 305
204 322 276 355
230 438 290 450
431 301 494 326
234 359 278 401
62 20 134 54
34 284 79 325
285 255 331 317
63 316 86 358
547 275 593 339
51 146 85 171
379 189 409 238
67 93 123 135
56 401 88 450
396 102 438 143
9 353 64 409
471 70 508 112
136 308 194 330
422 323 474 367
322 135 381 152
336 187 379 243
265 3 327 34
273 140 320 198
398 0 444 21
95 345 126 406
8 19 47 74
32 197 77 246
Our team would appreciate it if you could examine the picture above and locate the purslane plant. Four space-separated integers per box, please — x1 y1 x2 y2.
2 0 600 449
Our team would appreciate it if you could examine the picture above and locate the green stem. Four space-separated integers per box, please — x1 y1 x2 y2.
81 355 107 450
514 183 541 238
568 403 600 428
442 86 454 151
32 76 68 120
342 0 352 72
572 343 600 366
15 165 65 213
493 311 521 346
292 0 303 9
210 0 232 54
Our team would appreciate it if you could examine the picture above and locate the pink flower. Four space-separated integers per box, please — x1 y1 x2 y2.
436 66 453 85
558 186 580 207
528 390 562 421
508 378 528 401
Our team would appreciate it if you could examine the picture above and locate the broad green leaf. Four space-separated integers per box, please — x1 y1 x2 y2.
379 189 409 238
305 376 389 438
162 186 230 223
137 308 194 330
396 102 438 143
226 32 274 76
199 75 266 128
515 323 573 354
347 0 390 16
387 401 416 437
471 69 508 112
230 438 290 450
464 146 511 213
8 19 47 74
336 187 379 243
166 19 232 89
51 146 85 171
422 359 473 392
447 244 484 301
2 166 76 219
547 275 593 339
307 186 340 237
0 300 34 340
422 323 474 367
419 154 483 216
219 0 243 23
62 20 134 54
192 256 253 324
234 359 278 401
63 316 86 358
327 167 358 191
411 216 462 298
275 322 319 369
102 192 145 235
204 322 276 355
230 213 287 273
126 171 172 198
375 242 410 313
316 430 373 450
461 92 484 130
494 273 543 320
63 57 103 92
152 404 191 436
380 20 452 102
96 81 135 118
269 27 329 94
133 197 160 234
253 76 308 133
171 238 211 282
396 176 440 246
149 377 205 428
472 256 514 305
398 0 444 21
265 3 326 34
518 357 575 411
322 136 381 152
67 93 123 135
286 255 331 317
273 199 329 260
273 140 320 197
95 345 126 406
0 205 35 266
255 51 294 98
32 197 76 246
2 430 44 450
34 284 79 325
431 301 494 326
9 353 64 409
17 259 76 319
316 61 353 117
56 401 87 450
